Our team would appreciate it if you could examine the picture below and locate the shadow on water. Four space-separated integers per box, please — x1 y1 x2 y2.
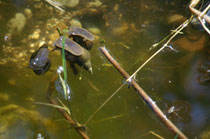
0 0 210 138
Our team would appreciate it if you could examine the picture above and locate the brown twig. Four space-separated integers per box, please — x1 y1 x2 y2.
99 47 188 139
46 75 90 139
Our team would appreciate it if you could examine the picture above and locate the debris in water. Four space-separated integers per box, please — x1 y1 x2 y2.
102 63 112 67
4 34 11 42
118 42 130 49
37 133 44 139
44 0 65 12
88 81 99 92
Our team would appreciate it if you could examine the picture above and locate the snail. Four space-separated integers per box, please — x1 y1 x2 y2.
29 44 51 75
69 26 95 50
53 36 93 74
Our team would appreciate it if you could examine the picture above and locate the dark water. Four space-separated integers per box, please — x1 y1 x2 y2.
0 0 210 138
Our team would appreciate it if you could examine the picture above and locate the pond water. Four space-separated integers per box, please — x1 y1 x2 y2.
0 0 210 138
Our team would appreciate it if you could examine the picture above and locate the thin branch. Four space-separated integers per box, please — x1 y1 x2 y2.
99 47 188 139
198 4 210 17
34 102 71 115
189 0 210 24
126 19 191 83
84 83 126 125
141 131 165 139
197 4 210 34
198 17 210 34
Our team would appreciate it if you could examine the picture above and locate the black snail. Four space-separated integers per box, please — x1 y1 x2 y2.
29 44 51 75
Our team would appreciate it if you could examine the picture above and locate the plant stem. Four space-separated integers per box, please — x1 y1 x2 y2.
62 34 67 82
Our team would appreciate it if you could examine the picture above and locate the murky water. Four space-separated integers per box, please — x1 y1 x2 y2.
0 0 210 138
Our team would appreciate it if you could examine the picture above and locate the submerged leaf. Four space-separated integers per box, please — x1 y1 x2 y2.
34 102 70 115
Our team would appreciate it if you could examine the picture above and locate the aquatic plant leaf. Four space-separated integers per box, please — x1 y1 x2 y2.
62 33 67 82
34 102 71 115
57 97 71 115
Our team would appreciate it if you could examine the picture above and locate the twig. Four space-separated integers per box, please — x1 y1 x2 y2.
189 0 210 34
99 47 188 139
118 42 130 49
190 7 210 23
88 81 99 92
149 131 165 139
126 19 191 83
92 113 126 123
141 131 165 139
198 16 210 34
189 0 200 8
134 22 185 66
189 0 210 24
46 75 90 139
197 4 210 34
84 83 126 125
57 97 71 115
199 4 210 17
34 101 71 115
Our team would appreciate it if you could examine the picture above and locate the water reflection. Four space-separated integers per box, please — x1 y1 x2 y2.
184 54 210 99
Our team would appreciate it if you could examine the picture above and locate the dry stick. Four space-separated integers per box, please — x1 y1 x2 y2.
126 19 190 83
190 7 210 23
199 4 210 17
99 47 188 139
198 16 210 34
189 3 210 24
198 4 210 34
46 75 90 139
189 0 210 34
